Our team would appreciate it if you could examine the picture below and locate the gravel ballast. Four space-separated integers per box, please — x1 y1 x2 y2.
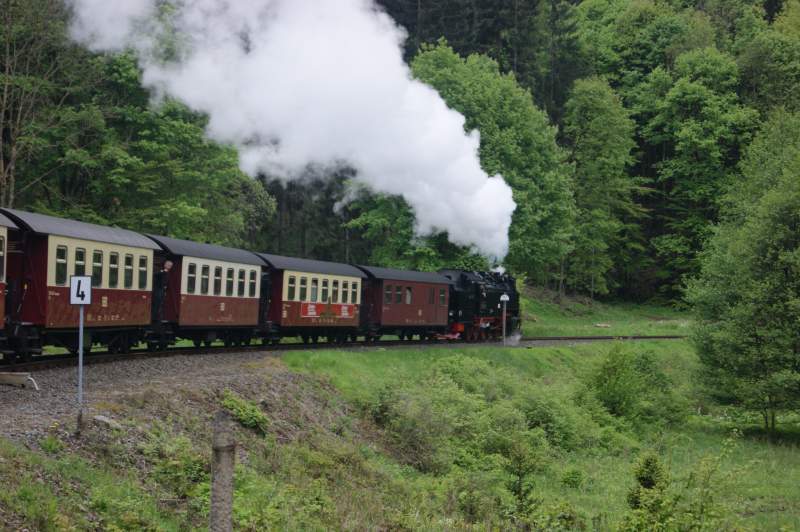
0 350 280 444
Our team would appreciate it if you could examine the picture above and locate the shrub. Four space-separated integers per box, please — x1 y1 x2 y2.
561 467 585 489
587 346 688 428
40 434 64 454
140 427 209 499
221 389 270 434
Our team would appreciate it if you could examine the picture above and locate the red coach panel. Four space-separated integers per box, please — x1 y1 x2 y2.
46 287 151 328
178 294 259 326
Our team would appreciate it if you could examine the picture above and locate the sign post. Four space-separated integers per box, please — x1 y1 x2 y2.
70 276 92 420
500 293 510 346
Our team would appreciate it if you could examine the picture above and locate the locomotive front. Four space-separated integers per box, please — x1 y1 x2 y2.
439 269 521 342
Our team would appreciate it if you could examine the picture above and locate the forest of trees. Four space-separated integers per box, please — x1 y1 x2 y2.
2 0 799 304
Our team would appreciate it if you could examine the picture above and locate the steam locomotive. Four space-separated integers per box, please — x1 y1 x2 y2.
0 208 520 362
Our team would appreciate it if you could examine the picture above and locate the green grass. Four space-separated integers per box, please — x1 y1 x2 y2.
284 341 800 530
0 438 184 531
520 291 691 337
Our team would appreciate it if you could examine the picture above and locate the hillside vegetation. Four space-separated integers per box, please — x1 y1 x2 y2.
3 337 798 530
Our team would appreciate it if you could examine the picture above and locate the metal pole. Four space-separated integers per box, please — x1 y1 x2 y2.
502 300 507 346
78 305 84 407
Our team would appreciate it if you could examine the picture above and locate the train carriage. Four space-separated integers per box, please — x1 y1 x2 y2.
358 265 452 340
1 208 160 358
0 213 18 358
146 235 265 347
256 253 365 343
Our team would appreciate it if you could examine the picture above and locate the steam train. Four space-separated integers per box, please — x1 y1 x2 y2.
0 208 520 363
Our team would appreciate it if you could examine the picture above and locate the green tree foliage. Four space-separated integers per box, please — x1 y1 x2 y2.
687 111 800 432
0 0 94 207
411 42 575 281
739 24 800 113
3 2 274 248
632 47 758 297
345 192 489 271
562 77 639 297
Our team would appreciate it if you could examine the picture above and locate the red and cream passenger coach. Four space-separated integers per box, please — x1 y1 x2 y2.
1 208 159 355
257 253 365 343
146 234 265 347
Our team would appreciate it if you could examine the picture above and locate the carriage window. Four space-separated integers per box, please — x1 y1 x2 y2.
299 277 308 301
429 287 435 305
92 251 103 287
321 279 329 302
249 270 257 297
138 256 148 289
288 276 296 300
214 267 222 295
74 248 86 277
226 268 234 296
384 284 393 304
109 253 119 288
201 265 210 295
0 236 4 281
332 280 339 303
395 285 402 304
439 288 446 305
405 287 412 304
342 281 349 303
310 278 319 303
124 254 134 288
238 269 245 297
187 263 197 294
56 245 68 285
351 282 358 304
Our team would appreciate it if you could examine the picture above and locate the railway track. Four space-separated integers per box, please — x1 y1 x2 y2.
1 334 686 373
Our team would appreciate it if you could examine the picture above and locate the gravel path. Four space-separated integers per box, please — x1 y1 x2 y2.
0 349 280 443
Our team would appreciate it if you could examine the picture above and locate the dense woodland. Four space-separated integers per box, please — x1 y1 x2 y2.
2 0 798 303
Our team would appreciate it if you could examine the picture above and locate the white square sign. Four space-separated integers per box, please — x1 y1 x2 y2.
70 275 92 305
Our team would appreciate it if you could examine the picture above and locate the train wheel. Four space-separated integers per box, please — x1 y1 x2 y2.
193 338 202 349
301 335 309 344
224 336 232 348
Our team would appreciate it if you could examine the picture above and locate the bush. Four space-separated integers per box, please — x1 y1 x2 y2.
587 346 688 429
561 467 585 489
40 434 64 454
221 389 270 434
140 426 209 499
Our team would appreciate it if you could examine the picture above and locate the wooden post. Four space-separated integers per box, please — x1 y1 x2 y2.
210 410 236 532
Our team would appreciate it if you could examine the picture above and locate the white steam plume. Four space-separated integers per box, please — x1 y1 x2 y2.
67 0 516 258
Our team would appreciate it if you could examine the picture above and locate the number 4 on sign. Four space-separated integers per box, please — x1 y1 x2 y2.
70 276 92 306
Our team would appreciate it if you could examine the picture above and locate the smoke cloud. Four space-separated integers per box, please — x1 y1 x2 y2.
67 0 516 258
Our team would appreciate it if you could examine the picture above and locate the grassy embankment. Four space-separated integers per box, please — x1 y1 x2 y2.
284 342 800 529
519 288 691 337
3 302 799 529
